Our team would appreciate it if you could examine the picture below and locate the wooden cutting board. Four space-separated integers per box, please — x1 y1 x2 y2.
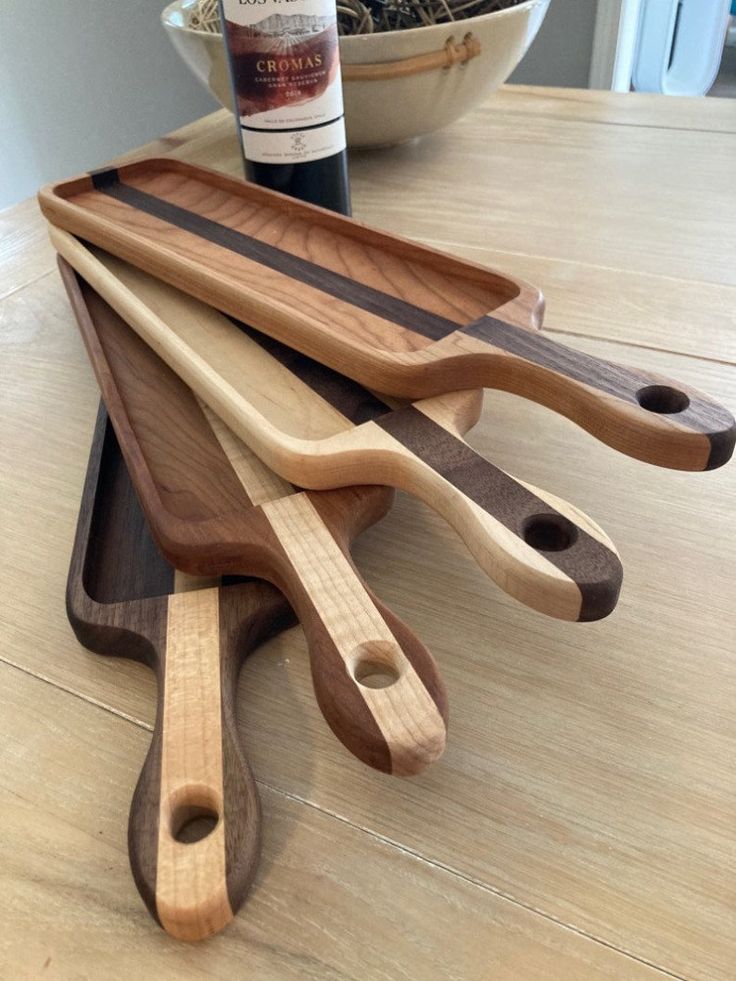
68 401 295 940
55 236 623 624
40 159 735 471
60 258 448 779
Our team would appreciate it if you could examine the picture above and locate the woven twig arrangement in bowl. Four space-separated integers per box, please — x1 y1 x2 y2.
184 0 529 35
336 0 529 34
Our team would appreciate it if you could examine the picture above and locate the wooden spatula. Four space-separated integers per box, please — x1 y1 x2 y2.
55 236 623 624
68 401 296 939
40 159 735 470
60 257 448 778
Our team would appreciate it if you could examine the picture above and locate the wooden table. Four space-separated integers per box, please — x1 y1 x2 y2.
2 86 734 980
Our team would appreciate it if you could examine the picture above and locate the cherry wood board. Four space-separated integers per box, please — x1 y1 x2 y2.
67 401 295 939
39 158 735 471
59 258 448 779
54 238 624 625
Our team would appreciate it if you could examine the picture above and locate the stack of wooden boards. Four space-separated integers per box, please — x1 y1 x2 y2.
39 159 736 941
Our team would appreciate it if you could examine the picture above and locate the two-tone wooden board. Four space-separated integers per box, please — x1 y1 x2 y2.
55 237 623 624
39 159 735 470
60 258 448 779
68 402 294 940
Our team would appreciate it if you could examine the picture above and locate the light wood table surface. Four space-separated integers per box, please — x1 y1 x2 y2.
2 86 735 980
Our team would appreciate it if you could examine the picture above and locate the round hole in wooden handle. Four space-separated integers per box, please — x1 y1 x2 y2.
171 806 220 845
522 514 579 553
636 385 691 415
351 640 405 690
166 784 222 845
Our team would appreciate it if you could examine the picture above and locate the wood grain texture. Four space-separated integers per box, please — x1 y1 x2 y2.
0 198 57 300
4 90 736 980
0 663 666 981
433 240 736 366
67 403 294 939
350 97 736 290
54 238 624 623
60 259 448 776
486 85 736 133
39 160 735 470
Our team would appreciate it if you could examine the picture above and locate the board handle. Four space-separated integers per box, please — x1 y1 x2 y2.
457 316 735 471
129 585 266 941
371 404 623 623
256 493 448 776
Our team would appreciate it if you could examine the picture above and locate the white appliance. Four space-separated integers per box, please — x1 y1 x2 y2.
633 0 731 94
590 0 731 96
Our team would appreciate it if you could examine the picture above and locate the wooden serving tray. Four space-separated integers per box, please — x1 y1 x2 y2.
54 238 623 624
68 402 294 940
39 158 735 471
60 257 448 778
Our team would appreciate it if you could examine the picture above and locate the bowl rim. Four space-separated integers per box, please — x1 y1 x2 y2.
161 0 549 40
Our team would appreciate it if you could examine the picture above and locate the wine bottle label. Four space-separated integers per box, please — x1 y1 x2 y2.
221 0 347 165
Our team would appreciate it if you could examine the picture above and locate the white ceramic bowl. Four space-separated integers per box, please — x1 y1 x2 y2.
161 0 550 148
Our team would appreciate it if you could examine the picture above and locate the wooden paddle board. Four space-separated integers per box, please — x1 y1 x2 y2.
40 159 735 470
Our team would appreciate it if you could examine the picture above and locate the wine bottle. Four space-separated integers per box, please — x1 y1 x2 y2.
219 0 351 216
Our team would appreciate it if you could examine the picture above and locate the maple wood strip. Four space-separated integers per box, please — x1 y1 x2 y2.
198 399 292 505
156 587 232 940
262 493 446 776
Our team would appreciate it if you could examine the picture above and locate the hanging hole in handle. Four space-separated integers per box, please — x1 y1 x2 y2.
351 641 403 690
522 514 578 553
171 802 220 844
636 385 690 415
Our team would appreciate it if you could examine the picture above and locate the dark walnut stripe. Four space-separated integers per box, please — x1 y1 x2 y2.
465 316 734 468
375 406 622 622
90 167 123 191
90 169 458 342
231 318 390 426
464 316 667 406
218 581 295 914
374 602 448 727
66 408 172 926
128 622 167 929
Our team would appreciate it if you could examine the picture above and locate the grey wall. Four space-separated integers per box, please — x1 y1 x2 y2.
510 0 598 88
0 0 218 210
